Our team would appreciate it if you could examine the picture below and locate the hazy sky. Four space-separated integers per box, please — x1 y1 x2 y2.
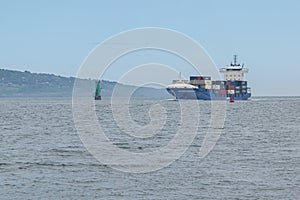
1 0 300 96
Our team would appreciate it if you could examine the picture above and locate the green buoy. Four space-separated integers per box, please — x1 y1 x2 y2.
95 80 101 100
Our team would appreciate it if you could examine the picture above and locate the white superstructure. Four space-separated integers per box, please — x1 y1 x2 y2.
219 55 249 81
167 81 197 89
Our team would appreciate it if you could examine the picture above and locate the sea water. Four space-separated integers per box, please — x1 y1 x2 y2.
0 97 299 199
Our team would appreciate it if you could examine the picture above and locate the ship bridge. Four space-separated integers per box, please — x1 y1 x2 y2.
220 55 249 81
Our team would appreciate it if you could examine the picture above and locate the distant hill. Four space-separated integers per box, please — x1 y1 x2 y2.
0 69 172 98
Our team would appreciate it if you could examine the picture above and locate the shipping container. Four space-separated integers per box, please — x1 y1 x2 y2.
189 80 212 85
227 85 235 90
202 76 211 80
190 76 199 80
200 80 212 85
200 84 212 89
213 81 225 85
235 81 242 86
212 85 221 90
190 76 211 80
220 90 227 95
214 80 226 85
227 81 237 86
234 81 247 86
227 90 235 94
189 80 199 84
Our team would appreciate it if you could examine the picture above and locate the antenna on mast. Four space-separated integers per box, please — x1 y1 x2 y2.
178 72 182 81
233 55 238 66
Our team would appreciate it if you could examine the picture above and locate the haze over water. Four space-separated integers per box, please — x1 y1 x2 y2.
1 97 299 199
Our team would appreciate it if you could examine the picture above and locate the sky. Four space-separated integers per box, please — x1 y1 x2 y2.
1 0 300 96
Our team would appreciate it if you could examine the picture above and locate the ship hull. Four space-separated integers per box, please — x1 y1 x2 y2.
167 88 251 100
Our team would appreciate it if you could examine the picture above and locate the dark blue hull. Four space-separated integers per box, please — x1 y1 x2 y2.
167 88 251 100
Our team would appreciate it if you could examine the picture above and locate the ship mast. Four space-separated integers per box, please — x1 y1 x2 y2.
231 55 239 66
233 55 237 65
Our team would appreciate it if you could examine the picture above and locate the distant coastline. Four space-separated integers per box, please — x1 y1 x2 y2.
0 69 171 98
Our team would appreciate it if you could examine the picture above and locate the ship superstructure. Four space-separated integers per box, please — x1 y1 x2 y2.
220 55 249 81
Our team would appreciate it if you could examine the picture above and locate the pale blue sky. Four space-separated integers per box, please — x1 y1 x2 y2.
1 0 300 96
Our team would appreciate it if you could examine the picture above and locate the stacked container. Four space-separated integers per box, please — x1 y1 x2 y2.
190 76 211 80
188 76 249 96
226 80 248 95
226 81 236 94
189 76 212 89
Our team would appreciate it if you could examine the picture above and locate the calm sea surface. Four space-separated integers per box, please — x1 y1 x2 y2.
1 97 299 199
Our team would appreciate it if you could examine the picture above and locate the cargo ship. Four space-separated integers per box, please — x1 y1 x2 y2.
166 55 251 100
